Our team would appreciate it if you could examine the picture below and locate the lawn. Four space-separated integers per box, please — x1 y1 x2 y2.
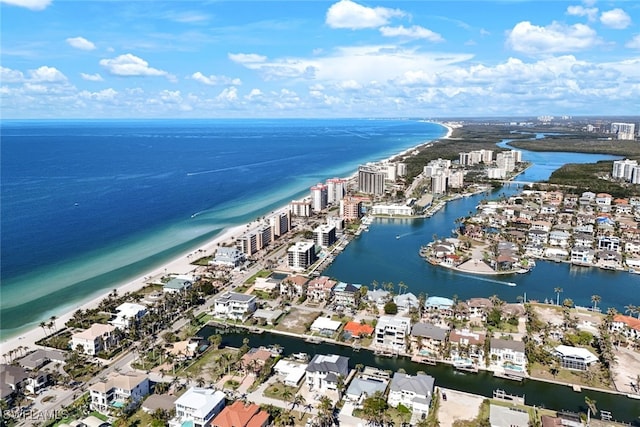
245 269 271 285
263 381 300 401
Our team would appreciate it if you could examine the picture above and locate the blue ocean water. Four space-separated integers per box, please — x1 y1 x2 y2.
0 119 446 338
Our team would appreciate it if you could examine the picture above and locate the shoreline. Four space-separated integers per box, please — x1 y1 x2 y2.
1 121 451 356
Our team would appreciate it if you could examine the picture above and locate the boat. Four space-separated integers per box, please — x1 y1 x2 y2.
292 352 309 362
453 358 477 372
629 268 640 275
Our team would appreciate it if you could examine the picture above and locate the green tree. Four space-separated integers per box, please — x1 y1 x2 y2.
585 396 597 426
384 301 398 315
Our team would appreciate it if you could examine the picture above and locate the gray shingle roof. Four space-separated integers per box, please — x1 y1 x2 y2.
411 323 448 341
389 372 434 396
305 354 349 377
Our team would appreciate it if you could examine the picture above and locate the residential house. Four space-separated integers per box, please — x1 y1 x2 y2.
387 372 435 417
449 329 486 362
366 289 390 309
411 322 448 357
611 315 640 340
18 349 66 371
211 400 269 427
490 338 526 368
305 354 350 391
570 246 595 265
343 321 374 338
332 282 362 308
251 308 284 326
169 339 199 361
374 316 411 353
210 247 245 267
109 302 147 330
213 292 257 321
626 241 640 254
170 387 226 427
548 230 571 247
89 372 150 414
573 233 594 248
310 316 342 336
553 345 598 371
393 292 420 312
527 230 548 245
345 376 388 404
0 364 27 404
71 323 117 356
163 277 193 293
530 220 552 232
424 296 454 314
279 275 308 299
24 371 50 395
273 360 307 387
595 193 613 208
307 276 337 302
466 298 493 318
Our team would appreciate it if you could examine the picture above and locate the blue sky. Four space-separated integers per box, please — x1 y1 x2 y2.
1 0 639 118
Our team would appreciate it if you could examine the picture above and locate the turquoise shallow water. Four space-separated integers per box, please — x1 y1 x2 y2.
0 119 446 338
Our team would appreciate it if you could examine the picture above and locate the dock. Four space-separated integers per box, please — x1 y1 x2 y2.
493 389 525 405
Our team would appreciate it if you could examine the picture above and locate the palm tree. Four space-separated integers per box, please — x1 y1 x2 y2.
39 321 48 338
624 304 638 318
591 295 601 311
554 287 563 306
585 396 597 426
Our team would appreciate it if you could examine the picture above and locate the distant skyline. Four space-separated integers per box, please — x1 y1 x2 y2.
1 0 639 119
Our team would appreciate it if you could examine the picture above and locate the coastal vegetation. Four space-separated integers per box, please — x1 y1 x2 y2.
545 161 639 198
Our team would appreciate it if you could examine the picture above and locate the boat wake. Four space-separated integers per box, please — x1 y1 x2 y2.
456 273 517 287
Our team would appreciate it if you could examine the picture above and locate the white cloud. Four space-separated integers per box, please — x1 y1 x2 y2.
1 66 25 83
566 5 598 22
0 0 51 11
191 72 241 86
600 8 631 30
325 0 405 30
80 88 118 101
228 53 267 64
29 66 67 82
379 25 444 42
80 73 103 81
245 88 264 100
99 54 170 78
506 21 599 55
626 34 640 49
338 80 362 90
66 36 96 51
216 87 238 102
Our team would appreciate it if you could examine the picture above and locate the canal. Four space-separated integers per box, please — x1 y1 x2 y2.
198 328 640 424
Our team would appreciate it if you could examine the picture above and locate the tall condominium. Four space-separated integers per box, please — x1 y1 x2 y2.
396 163 407 177
269 210 291 238
340 196 363 221
358 165 386 195
611 122 636 140
237 224 272 256
313 224 337 248
287 241 317 270
431 172 448 195
310 183 328 212
612 159 638 180
326 178 346 204
290 199 311 217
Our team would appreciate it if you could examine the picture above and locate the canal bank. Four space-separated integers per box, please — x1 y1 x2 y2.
197 327 640 424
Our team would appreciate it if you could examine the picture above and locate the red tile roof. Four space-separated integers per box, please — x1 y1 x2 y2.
212 401 268 427
613 314 640 331
343 321 374 337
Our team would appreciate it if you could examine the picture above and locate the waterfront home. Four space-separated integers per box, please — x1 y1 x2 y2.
273 359 307 387
524 243 544 258
343 321 374 338
366 289 391 309
449 329 486 362
169 387 226 427
89 372 150 415
309 316 342 336
489 404 529 427
279 275 308 299
548 230 571 247
543 247 568 260
424 296 454 314
527 229 548 245
18 349 66 371
553 345 598 371
597 236 621 252
305 354 350 392
210 247 246 267
410 322 448 356
490 338 526 368
142 394 178 415
109 302 147 330
306 276 337 302
570 247 595 265
374 316 412 353
387 372 435 417
251 308 283 326
24 370 50 395
169 339 199 361
212 401 269 427
393 292 420 312
0 364 27 404
345 376 389 404
213 292 257 321
332 282 362 308
466 298 493 318
70 323 117 356
253 277 280 293
573 233 594 248
163 277 193 294
610 315 640 340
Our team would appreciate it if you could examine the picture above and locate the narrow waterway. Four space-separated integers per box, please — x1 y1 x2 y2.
198 328 640 424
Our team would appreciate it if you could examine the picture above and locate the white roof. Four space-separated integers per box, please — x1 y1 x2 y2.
274 360 307 384
174 388 225 418
310 316 342 331
115 302 147 317
554 345 598 363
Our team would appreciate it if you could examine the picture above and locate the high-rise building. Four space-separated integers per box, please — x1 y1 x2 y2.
290 199 312 217
310 183 328 212
612 159 638 180
358 165 385 195
326 178 346 204
340 196 363 221
611 122 636 140
387 164 397 181
632 166 640 184
269 210 291 238
449 171 464 188
287 241 317 270
396 163 407 177
431 171 448 195
313 224 337 248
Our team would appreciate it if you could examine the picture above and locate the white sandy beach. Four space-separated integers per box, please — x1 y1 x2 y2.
1 120 451 358
0 223 247 357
